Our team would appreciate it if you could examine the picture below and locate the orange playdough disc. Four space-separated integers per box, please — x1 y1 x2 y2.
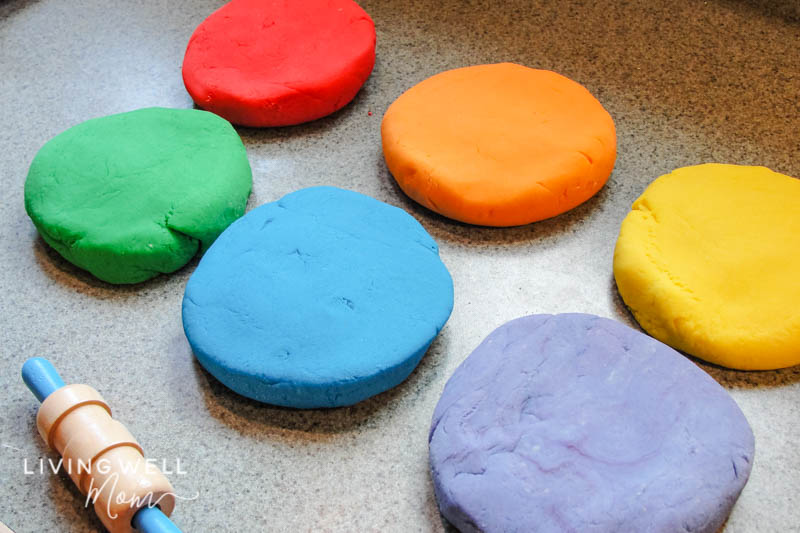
381 63 617 226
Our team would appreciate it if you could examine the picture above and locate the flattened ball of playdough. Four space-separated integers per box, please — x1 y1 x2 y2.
182 187 454 408
182 0 376 127
614 164 800 370
381 63 616 226
24 107 252 284
430 313 754 533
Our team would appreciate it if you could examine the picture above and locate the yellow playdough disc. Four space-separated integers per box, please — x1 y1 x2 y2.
614 163 800 370
381 63 616 226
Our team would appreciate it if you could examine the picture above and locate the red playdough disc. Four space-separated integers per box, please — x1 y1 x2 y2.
182 0 376 127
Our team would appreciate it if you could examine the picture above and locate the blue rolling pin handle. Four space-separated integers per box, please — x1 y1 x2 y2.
132 506 184 533
21 357 66 403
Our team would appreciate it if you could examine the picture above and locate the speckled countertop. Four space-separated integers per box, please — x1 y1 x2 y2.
1 0 798 531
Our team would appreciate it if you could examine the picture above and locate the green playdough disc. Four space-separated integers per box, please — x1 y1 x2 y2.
24 107 252 284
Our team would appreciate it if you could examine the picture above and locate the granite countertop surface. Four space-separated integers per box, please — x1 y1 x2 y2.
1 0 798 531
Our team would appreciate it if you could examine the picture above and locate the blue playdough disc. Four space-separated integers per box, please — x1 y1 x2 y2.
182 186 454 408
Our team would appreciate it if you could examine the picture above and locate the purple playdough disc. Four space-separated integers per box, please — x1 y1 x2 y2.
429 314 754 532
